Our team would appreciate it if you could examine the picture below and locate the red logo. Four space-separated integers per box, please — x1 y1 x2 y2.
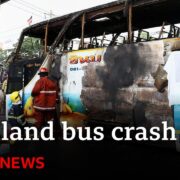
0 157 45 169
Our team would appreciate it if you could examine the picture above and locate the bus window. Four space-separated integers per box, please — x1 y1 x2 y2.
7 58 43 94
24 61 42 85
7 62 23 94
18 36 44 59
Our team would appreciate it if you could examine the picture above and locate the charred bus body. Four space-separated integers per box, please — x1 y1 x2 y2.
5 0 180 136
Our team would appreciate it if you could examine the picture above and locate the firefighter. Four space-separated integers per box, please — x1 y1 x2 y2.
31 67 59 129
8 91 27 128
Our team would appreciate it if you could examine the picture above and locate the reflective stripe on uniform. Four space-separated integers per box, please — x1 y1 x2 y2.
33 105 55 110
8 114 24 120
40 91 56 94
21 121 27 126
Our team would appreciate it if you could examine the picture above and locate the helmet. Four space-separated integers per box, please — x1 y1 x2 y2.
10 91 21 103
38 67 48 74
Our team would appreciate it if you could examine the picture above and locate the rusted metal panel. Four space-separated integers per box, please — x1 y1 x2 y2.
144 104 173 130
135 88 168 105
80 40 169 128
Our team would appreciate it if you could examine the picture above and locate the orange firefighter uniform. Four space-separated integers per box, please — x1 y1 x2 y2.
32 68 59 128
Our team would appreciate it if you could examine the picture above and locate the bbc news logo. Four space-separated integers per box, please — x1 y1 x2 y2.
0 157 45 169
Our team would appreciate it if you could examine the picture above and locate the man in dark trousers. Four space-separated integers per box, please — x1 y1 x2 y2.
32 67 59 129
8 91 27 142
8 91 27 127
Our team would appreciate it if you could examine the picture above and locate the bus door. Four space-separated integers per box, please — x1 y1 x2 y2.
6 58 43 120
7 58 43 95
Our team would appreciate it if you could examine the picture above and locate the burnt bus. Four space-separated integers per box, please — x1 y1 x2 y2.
5 0 180 141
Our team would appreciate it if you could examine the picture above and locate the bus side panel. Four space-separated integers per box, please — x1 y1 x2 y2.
60 48 106 127
60 40 175 130
5 39 179 131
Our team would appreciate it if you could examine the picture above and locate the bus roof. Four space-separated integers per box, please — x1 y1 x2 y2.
22 0 180 44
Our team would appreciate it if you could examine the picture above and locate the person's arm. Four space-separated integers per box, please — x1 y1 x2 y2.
31 80 42 97
56 84 60 104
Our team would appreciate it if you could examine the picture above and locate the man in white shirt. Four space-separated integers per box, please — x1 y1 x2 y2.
164 51 180 151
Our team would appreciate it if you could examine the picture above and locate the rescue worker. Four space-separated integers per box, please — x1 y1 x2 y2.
8 91 27 128
31 67 59 129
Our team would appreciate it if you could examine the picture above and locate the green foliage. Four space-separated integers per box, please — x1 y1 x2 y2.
0 48 8 62
15 37 43 57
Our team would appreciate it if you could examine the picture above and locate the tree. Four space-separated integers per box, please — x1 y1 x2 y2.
0 48 8 62
14 37 43 58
